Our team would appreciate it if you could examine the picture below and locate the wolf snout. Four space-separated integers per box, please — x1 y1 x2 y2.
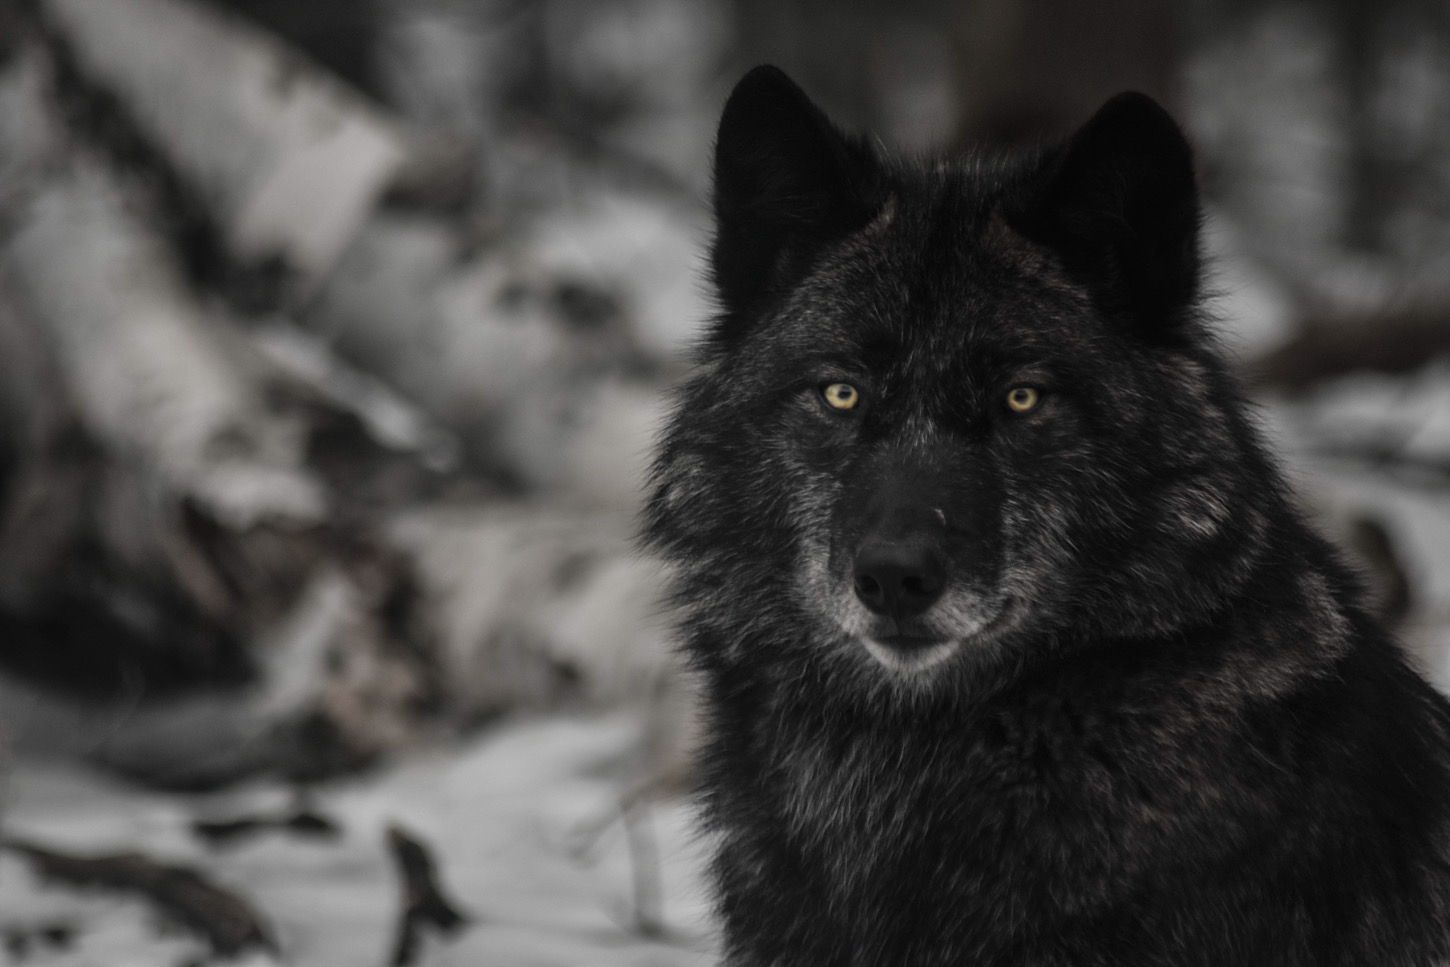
852 535 946 618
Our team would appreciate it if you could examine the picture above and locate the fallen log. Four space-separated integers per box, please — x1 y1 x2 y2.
5 158 326 529
41 0 408 290
384 502 698 792
310 213 668 509
0 44 439 779
192 801 342 849
385 503 677 713
1250 303 1450 393
2 838 277 958
0 33 691 790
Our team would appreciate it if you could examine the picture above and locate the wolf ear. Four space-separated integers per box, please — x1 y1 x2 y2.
710 66 887 344
1016 92 1201 339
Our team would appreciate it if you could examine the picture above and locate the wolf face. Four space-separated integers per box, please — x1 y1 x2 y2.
648 67 1272 707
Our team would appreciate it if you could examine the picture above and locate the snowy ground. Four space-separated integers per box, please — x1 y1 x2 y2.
0 714 717 967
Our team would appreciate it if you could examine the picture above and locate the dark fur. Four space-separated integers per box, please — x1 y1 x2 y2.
644 66 1450 966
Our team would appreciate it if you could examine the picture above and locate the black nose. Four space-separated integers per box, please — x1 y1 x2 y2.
852 537 946 618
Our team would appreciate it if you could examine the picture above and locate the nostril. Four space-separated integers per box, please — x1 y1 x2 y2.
852 540 947 617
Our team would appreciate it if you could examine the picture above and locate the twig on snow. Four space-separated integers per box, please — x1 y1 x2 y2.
1 838 276 958
384 823 470 966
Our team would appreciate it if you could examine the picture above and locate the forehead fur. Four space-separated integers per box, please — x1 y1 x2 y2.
741 156 1113 377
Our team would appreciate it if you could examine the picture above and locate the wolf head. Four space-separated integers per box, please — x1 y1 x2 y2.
646 67 1283 710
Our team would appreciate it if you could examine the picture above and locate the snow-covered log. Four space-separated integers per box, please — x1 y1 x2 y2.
0 28 688 790
41 0 409 289
386 502 697 786
0 43 429 780
309 212 673 510
385 503 676 710
5 159 325 529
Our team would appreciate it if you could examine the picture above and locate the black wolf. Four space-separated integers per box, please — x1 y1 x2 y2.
643 65 1450 966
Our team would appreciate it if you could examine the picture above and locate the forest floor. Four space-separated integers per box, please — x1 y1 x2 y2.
0 712 716 967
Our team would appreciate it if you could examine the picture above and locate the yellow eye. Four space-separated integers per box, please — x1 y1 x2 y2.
823 383 859 410
1006 386 1040 412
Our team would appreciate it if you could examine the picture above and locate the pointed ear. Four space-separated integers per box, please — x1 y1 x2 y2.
1015 92 1201 339
710 66 887 344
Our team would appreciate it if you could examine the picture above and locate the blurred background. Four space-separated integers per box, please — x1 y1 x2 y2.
1 0 1450 963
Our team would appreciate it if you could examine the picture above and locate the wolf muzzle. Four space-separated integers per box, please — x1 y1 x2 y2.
843 448 999 644
852 524 947 620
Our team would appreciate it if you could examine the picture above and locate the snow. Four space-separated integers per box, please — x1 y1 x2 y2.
0 714 716 967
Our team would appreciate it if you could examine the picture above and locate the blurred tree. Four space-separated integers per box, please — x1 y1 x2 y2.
729 0 888 131
947 0 1177 147
728 0 1178 150
1324 0 1450 255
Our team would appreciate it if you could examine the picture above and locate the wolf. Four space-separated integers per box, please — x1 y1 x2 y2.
643 64 1450 966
